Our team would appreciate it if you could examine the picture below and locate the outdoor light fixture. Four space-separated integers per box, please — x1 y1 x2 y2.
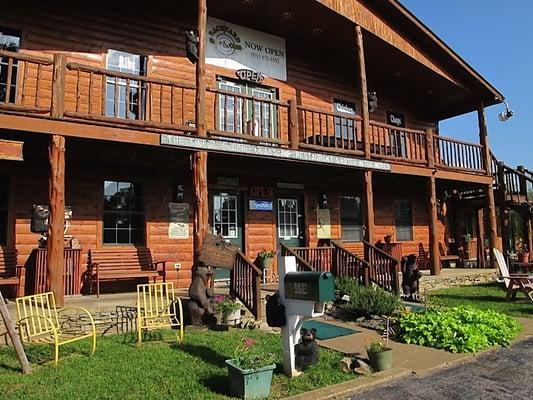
312 27 323 34
281 10 292 19
498 100 515 122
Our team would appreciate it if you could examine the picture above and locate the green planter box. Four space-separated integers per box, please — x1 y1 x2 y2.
367 349 393 372
225 359 276 399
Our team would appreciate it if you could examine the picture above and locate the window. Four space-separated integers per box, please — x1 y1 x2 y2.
106 49 146 119
0 176 9 245
103 181 144 245
0 28 21 104
278 198 298 238
213 193 238 238
217 78 278 139
340 196 363 242
334 100 356 142
394 200 413 241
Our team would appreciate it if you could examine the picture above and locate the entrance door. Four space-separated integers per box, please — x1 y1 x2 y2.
277 197 305 253
210 191 243 280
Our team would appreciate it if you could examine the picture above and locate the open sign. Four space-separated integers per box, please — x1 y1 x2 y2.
235 69 265 83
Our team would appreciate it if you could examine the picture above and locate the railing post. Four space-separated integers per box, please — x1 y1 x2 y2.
517 166 527 197
428 175 440 276
253 272 262 321
288 98 299 150
497 162 511 256
51 54 67 118
426 128 435 168
355 25 371 159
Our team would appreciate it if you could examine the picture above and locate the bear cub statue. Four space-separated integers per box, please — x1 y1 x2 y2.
295 328 319 371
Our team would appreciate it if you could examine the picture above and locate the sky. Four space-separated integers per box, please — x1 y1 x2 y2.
401 0 533 167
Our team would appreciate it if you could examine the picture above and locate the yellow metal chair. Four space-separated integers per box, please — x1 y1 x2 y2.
16 292 96 365
136 282 184 345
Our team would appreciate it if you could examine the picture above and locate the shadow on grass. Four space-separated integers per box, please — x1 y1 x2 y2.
431 294 507 302
173 343 228 368
201 374 232 397
121 331 165 346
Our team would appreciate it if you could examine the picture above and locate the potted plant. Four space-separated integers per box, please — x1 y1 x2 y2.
257 249 276 270
226 337 276 399
366 340 393 372
216 297 242 326
517 244 529 263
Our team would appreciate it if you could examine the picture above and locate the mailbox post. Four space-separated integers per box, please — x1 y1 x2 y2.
278 256 335 377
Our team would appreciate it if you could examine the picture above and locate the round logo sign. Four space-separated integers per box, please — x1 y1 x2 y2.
209 24 242 56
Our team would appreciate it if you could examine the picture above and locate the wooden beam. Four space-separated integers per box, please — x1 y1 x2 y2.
476 207 486 269
0 290 31 374
428 175 440 275
355 25 370 159
193 0 209 257
0 139 23 161
363 170 375 243
47 134 65 306
51 54 67 118
478 105 499 268
426 128 435 169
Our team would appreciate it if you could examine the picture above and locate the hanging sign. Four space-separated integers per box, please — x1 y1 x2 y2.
235 69 265 83
168 203 189 239
386 111 406 128
206 17 287 81
249 186 273 198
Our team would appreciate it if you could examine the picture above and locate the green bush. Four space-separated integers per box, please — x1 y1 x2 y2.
398 306 521 353
337 278 401 318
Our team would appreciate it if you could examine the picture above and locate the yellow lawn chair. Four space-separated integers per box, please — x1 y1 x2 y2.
16 292 96 365
136 282 184 345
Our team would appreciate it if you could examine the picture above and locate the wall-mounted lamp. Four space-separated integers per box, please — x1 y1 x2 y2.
498 100 515 122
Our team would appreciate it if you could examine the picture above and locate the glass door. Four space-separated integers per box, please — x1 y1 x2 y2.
277 196 305 253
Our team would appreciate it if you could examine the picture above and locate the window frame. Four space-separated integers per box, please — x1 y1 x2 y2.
102 180 145 246
339 195 364 242
0 27 22 104
393 199 413 242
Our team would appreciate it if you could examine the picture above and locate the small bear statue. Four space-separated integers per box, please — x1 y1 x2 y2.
295 328 319 371
401 254 422 301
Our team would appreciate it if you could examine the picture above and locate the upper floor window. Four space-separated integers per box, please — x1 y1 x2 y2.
217 78 278 139
106 50 146 120
334 100 356 142
103 180 144 245
394 199 413 241
340 195 363 242
0 176 9 245
0 28 21 104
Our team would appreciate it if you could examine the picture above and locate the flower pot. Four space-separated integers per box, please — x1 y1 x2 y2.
518 252 529 263
225 359 276 399
259 256 274 270
222 308 241 326
367 348 393 372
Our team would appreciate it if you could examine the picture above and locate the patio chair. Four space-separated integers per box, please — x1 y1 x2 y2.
418 243 429 270
136 282 184 345
493 248 533 302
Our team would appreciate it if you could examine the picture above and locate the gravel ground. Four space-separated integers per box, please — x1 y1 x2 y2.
345 337 533 400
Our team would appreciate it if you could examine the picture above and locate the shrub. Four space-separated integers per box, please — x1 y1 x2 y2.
337 278 401 318
398 306 521 353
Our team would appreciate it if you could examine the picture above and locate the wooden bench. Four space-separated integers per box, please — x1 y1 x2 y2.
16 291 96 365
439 242 460 268
0 249 24 297
87 248 166 297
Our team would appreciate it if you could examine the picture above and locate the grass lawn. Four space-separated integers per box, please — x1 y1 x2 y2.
428 282 533 318
0 328 355 400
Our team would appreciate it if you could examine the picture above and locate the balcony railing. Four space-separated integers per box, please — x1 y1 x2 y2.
0 50 491 176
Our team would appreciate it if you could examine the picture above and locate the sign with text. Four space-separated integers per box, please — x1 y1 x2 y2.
386 111 406 128
168 203 189 239
249 199 273 211
316 209 331 239
249 186 273 199
206 17 287 81
235 69 265 83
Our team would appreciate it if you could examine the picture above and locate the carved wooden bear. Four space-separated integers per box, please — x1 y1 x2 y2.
295 328 319 371
401 254 422 300
187 263 217 326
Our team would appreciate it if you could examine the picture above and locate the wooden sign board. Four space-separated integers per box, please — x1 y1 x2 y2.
0 139 23 161
197 233 239 270
317 209 331 239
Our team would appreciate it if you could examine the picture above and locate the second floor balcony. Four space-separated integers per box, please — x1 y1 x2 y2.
0 49 487 176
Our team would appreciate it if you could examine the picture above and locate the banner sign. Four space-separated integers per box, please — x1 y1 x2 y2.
206 17 287 81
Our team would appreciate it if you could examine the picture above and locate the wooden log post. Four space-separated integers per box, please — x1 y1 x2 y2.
428 175 440 275
288 98 299 150
363 170 375 245
51 54 67 118
47 134 65 306
193 0 209 259
476 207 486 269
496 161 511 255
426 128 435 168
478 105 499 268
355 25 370 159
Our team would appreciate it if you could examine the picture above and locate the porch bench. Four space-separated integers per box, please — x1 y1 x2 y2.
87 248 166 297
0 249 24 297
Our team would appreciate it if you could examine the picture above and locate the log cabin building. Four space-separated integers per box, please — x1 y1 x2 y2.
0 0 531 314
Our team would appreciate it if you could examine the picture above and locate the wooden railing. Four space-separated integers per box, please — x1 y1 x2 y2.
0 49 54 115
331 241 369 285
290 246 334 272
369 121 427 164
208 87 290 145
230 251 263 321
298 105 364 155
494 159 533 204
64 62 196 133
279 243 314 271
364 241 400 294
434 135 484 172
